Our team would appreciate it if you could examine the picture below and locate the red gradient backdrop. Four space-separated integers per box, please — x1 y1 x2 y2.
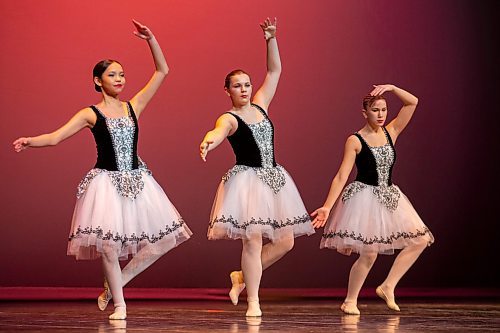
0 1 497 288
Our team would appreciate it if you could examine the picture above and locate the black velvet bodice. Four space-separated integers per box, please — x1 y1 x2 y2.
354 127 396 186
89 102 139 171
226 104 277 168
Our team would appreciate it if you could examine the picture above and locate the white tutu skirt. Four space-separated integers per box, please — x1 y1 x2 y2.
208 166 315 241
67 169 192 260
321 183 434 255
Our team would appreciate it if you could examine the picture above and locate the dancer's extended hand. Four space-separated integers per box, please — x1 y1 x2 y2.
13 137 30 152
310 207 330 229
132 19 153 40
200 140 213 162
259 17 277 40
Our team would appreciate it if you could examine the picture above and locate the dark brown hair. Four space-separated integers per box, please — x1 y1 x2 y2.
93 59 122 92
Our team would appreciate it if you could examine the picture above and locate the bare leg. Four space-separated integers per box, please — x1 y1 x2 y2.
377 240 428 311
101 248 126 320
241 234 263 317
342 252 378 315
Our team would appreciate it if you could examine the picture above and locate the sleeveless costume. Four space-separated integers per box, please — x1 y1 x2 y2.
321 127 434 254
208 104 314 240
67 102 192 260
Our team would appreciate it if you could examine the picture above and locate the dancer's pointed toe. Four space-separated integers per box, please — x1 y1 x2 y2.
229 271 245 305
376 286 400 312
97 279 112 311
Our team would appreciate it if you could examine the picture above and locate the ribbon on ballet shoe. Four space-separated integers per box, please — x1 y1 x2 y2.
98 279 112 311
340 302 360 315
229 271 245 306
376 286 400 312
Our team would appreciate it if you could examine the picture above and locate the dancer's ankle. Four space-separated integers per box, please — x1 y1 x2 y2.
341 301 360 315
109 304 127 320
246 298 262 317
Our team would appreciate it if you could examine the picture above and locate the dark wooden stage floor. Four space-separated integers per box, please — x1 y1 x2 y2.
0 289 499 332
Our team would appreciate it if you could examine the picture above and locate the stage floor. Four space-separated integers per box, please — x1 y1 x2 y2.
0 299 499 332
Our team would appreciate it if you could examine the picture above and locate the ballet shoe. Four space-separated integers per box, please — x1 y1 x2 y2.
340 302 360 315
246 299 262 317
108 319 127 332
109 306 127 320
376 286 400 312
98 279 112 311
229 271 245 305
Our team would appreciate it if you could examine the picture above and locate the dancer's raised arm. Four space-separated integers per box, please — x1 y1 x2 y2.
371 84 418 141
252 17 281 111
129 19 169 117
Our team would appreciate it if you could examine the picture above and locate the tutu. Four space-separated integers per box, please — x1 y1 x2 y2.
208 165 314 241
67 103 192 260
321 181 434 255
68 166 192 260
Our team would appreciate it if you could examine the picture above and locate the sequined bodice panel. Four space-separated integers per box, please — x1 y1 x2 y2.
247 118 275 168
342 129 400 212
81 103 147 200
224 105 285 193
106 116 135 171
369 144 395 186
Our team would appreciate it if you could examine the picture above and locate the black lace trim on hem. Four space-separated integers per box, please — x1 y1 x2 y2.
209 213 311 230
68 219 186 245
321 227 432 245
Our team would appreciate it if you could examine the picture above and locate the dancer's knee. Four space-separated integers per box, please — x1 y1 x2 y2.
277 236 294 253
243 235 263 256
359 252 378 267
101 246 119 262
411 239 428 252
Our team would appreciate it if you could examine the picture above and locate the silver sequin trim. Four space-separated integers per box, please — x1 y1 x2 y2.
76 159 152 200
341 181 400 212
372 185 400 212
341 181 367 201
370 144 394 186
247 118 274 168
341 142 401 212
222 164 286 194
106 116 135 171
222 165 249 183
222 113 286 193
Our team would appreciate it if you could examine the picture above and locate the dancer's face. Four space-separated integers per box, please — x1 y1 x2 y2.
95 62 126 96
363 99 387 127
225 74 252 106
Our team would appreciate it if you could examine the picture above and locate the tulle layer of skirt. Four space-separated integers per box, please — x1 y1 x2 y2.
208 166 315 241
320 184 433 255
68 170 192 260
